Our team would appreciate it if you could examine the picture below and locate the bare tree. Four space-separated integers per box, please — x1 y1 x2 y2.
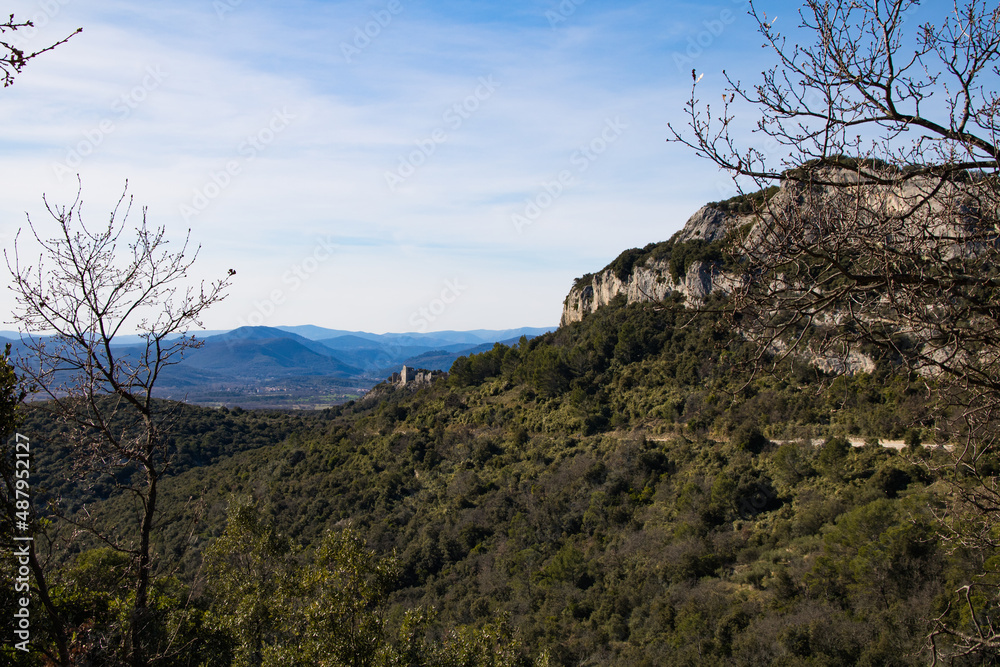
0 13 81 87
6 184 231 666
670 0 1000 660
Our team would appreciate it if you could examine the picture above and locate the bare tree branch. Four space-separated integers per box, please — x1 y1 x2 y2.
0 14 81 87
6 182 231 666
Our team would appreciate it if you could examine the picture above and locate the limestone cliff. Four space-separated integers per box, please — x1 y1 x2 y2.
558 198 878 373
561 174 964 373
560 205 742 326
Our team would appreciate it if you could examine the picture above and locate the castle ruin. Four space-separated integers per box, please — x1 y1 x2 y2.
388 365 446 388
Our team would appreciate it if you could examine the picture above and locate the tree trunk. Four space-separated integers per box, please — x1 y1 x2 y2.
128 468 157 667
27 536 70 665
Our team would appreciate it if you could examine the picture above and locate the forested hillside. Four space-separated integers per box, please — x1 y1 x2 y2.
4 295 976 665
3 0 999 663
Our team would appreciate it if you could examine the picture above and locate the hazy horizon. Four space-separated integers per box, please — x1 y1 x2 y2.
0 323 556 341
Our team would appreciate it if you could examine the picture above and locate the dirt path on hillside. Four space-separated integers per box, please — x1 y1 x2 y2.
648 434 949 450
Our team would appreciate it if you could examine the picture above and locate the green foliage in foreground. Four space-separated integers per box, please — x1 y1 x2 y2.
202 498 530 667
5 298 994 665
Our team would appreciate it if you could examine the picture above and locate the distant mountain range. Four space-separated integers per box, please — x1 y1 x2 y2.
0 325 553 408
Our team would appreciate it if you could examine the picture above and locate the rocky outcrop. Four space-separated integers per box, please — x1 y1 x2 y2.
561 169 998 376
561 167 997 328
672 205 732 243
560 205 740 326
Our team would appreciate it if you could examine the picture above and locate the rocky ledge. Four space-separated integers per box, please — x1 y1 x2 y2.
560 205 743 326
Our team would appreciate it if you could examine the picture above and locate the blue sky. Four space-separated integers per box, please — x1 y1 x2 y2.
0 0 837 333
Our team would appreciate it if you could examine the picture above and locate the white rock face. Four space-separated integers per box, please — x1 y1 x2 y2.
559 170 995 375
560 206 735 326
672 206 730 243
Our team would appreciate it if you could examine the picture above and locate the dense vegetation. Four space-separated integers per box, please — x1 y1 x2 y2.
19 403 321 511
570 231 731 293
3 296 986 665
707 186 781 215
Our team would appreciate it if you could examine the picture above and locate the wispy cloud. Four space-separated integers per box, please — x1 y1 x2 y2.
0 0 779 332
